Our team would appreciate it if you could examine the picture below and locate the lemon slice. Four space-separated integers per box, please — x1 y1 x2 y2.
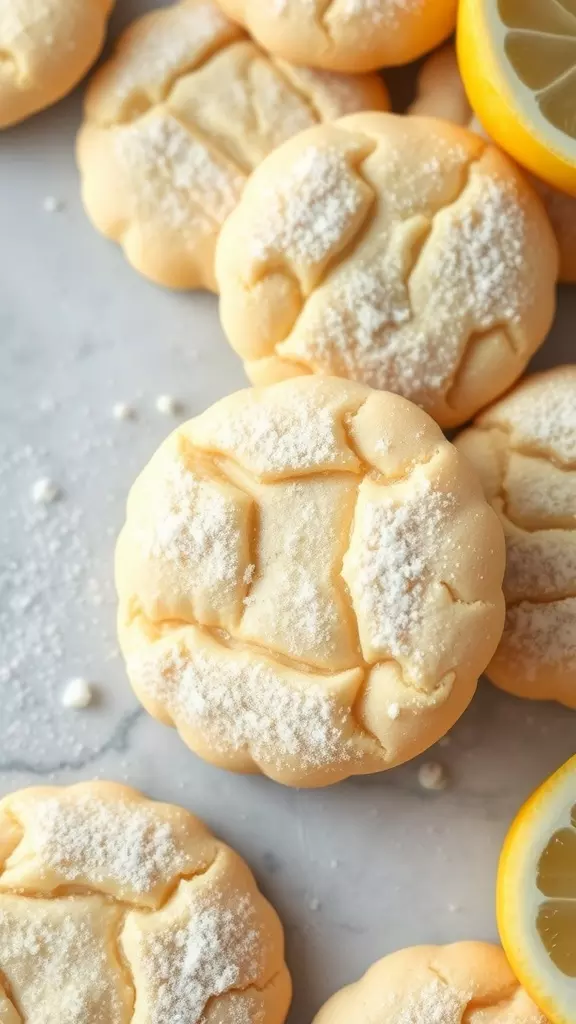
498 756 576 1024
458 0 576 194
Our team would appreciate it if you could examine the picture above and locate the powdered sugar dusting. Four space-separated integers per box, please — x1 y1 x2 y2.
386 977 467 1023
30 795 188 893
250 145 365 270
0 899 125 1024
487 370 576 465
504 600 576 677
133 891 263 1023
132 636 356 773
115 113 244 232
345 475 454 672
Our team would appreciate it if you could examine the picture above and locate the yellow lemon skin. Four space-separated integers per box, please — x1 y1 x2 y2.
497 755 576 1024
457 0 576 197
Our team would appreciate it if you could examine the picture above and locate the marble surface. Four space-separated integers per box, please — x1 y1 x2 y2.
1 5 575 1020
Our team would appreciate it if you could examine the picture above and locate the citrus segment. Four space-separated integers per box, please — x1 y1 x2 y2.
498 756 576 1023
458 0 576 193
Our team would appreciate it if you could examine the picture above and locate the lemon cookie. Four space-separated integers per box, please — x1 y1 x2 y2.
456 367 576 709
116 376 505 787
0 0 114 130
76 0 389 292
409 45 576 285
216 113 558 428
0 780 291 1023
217 0 457 73
313 943 547 1022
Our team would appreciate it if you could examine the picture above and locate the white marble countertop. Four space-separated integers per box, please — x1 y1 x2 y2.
1 5 575 1020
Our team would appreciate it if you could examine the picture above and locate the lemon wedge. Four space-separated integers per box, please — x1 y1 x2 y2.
498 756 576 1024
458 0 576 195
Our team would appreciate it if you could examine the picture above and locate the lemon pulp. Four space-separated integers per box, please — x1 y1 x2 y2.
536 802 576 978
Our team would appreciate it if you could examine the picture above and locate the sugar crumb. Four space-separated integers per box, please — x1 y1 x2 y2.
418 761 448 791
31 477 60 504
60 677 94 710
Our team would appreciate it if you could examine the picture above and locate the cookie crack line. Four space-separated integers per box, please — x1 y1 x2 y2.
472 425 576 473
507 591 576 608
462 981 520 1020
167 107 250 178
0 965 23 1023
498 493 576 533
267 140 489 385
269 59 325 124
0 707 144 777
201 965 287 1017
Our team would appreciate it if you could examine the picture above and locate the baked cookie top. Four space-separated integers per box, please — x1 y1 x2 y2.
0 781 291 1023
313 942 547 1022
216 113 558 427
116 376 505 787
456 367 576 708
217 0 457 72
77 0 389 291
0 0 114 129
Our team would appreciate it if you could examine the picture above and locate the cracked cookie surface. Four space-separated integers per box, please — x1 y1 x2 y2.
116 376 505 787
0 0 114 128
76 0 389 291
216 113 558 428
456 366 576 708
217 0 457 73
312 942 547 1023
0 781 291 1023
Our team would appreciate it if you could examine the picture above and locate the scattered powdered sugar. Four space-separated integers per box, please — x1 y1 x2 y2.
133 637 354 773
504 599 576 677
194 388 351 475
115 113 244 232
0 900 125 1024
110 1 233 104
30 475 60 504
155 393 181 416
43 195 64 213
386 977 468 1023
60 677 94 710
250 145 364 270
141 460 245 605
504 530 576 602
487 370 576 465
339 0 425 23
387 702 400 720
134 893 263 1023
30 795 188 892
112 401 135 421
0 0 54 46
345 475 454 673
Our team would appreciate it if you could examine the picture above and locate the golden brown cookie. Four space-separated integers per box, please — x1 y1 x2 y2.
217 0 457 73
216 112 558 427
77 0 389 291
313 943 547 1023
116 376 505 787
455 367 576 708
0 0 114 129
0 781 291 1023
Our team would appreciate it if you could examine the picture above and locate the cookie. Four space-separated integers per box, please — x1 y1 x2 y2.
76 0 389 291
116 376 505 787
409 45 576 284
217 0 457 73
313 943 546 1022
0 781 291 1023
0 0 114 129
216 112 558 427
455 367 576 708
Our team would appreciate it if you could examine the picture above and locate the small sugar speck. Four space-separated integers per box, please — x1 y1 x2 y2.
155 394 181 416
31 477 60 505
418 761 448 792
112 402 136 421
60 677 94 710
308 898 321 911
43 196 64 213
387 702 400 720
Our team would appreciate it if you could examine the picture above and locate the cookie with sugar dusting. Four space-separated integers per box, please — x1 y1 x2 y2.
0 780 291 1023
116 376 505 787
313 942 547 1023
409 44 576 285
76 0 389 291
455 367 576 709
0 0 114 129
217 0 457 73
216 113 558 429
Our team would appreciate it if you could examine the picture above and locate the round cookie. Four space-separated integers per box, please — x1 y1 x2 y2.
217 0 457 73
409 45 576 285
0 780 291 1023
76 0 389 292
116 376 505 787
313 943 547 1022
0 0 114 130
455 367 576 709
216 113 558 428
